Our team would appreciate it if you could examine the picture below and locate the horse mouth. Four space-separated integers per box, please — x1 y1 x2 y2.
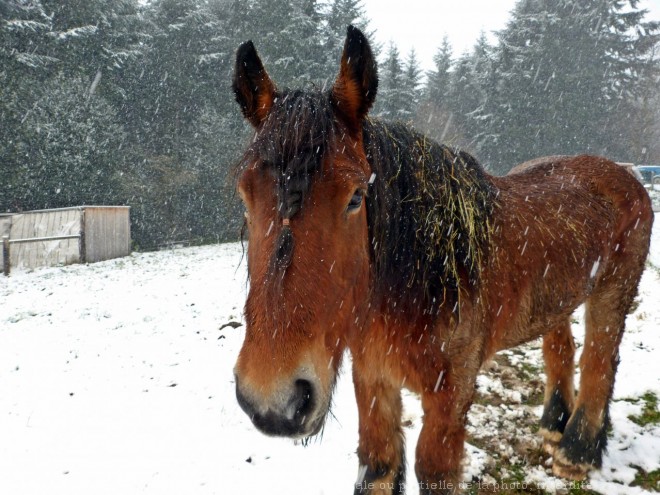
248 400 329 440
235 376 331 439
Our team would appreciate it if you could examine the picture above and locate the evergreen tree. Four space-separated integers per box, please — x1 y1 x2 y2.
0 0 141 212
457 32 498 158
416 37 456 144
27 0 145 98
427 37 452 101
235 0 327 86
485 0 660 172
418 35 496 152
374 43 406 120
401 48 423 120
117 0 230 246
132 0 224 156
0 0 56 76
8 76 127 211
627 42 660 164
324 0 371 76
1 0 51 210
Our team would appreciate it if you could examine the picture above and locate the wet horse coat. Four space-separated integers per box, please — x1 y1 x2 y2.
232 26 654 495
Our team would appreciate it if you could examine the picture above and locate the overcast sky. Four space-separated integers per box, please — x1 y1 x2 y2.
360 0 660 73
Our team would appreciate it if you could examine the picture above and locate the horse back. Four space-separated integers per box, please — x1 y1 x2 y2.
481 155 653 353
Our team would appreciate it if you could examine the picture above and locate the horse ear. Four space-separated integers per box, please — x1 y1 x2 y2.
331 25 378 134
233 41 276 127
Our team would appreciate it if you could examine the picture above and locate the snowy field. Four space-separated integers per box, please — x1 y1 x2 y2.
1 215 659 495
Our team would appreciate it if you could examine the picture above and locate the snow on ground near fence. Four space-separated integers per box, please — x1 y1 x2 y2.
1 216 658 495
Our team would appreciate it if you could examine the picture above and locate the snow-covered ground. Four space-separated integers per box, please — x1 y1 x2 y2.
1 215 658 495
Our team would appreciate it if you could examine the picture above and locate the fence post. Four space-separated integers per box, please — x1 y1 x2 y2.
2 236 9 276
79 209 86 264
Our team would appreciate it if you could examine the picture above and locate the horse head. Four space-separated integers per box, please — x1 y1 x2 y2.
232 26 377 438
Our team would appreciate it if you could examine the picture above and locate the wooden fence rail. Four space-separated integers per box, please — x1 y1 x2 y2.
2 233 84 276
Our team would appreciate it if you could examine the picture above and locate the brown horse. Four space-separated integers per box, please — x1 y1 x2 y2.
231 26 654 495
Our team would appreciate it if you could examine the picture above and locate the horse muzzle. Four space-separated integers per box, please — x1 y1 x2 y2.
235 376 325 438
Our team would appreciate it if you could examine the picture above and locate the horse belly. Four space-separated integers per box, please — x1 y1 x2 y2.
485 196 615 354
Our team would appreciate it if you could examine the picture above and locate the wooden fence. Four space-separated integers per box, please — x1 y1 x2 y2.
1 206 130 276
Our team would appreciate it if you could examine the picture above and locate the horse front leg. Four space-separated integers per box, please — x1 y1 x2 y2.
414 358 479 495
352 365 405 495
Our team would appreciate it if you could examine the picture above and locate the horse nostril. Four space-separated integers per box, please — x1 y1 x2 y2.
293 379 314 419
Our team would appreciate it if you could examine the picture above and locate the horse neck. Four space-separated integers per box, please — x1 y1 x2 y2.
362 118 495 323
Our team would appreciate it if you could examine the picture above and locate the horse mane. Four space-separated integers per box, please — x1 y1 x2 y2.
363 119 496 318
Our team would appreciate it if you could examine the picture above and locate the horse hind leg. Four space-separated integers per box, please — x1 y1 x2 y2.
551 293 623 479
539 319 575 456
552 252 645 480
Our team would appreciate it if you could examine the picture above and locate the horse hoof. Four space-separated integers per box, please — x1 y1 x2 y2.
551 450 590 481
543 440 558 456
539 428 561 456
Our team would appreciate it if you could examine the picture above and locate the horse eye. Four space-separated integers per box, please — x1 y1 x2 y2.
347 190 364 212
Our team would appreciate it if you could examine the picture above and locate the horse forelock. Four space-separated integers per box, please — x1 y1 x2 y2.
238 89 339 272
244 89 338 218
